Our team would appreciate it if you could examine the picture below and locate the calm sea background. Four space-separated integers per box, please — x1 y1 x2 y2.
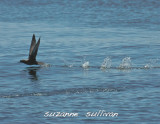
0 0 160 123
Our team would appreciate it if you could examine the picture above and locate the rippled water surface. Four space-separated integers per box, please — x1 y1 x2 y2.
0 0 160 123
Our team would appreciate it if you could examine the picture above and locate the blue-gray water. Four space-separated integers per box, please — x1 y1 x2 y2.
0 0 160 123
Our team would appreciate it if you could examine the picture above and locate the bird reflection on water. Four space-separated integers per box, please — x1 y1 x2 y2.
25 67 40 81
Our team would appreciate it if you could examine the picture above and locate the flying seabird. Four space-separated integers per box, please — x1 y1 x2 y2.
20 34 43 65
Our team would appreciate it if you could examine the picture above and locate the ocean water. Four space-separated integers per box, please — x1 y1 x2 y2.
0 0 160 123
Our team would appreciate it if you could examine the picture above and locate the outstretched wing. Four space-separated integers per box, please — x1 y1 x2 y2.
29 34 36 58
29 38 40 61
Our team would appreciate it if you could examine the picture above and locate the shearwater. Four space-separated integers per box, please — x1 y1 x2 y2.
20 34 44 65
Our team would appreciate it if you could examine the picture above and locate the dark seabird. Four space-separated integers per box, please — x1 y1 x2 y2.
20 34 43 65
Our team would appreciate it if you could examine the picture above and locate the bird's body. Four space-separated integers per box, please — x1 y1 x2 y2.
20 59 38 65
20 34 43 65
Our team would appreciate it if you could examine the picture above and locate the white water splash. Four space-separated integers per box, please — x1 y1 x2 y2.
119 57 132 69
66 63 74 68
82 61 89 69
144 59 159 69
100 57 112 69
144 63 152 69
41 63 51 67
63 60 74 68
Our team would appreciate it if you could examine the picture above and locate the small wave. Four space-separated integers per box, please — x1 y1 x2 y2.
0 88 119 98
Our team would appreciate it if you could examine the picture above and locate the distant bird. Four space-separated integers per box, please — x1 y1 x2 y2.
20 34 43 65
